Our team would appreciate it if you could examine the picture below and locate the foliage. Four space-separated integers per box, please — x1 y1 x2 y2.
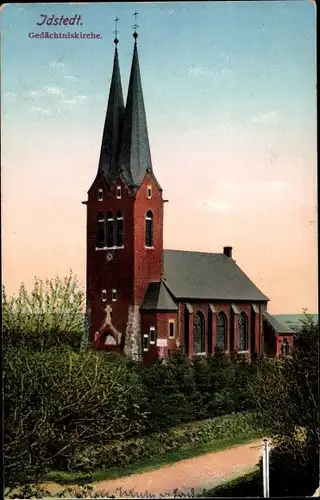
2 271 85 351
249 311 319 491
4 347 149 489
67 411 258 471
138 348 201 429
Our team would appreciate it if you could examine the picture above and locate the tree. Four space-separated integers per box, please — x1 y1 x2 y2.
2 270 85 351
250 312 319 494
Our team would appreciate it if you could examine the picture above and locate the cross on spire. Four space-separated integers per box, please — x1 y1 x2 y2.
113 16 119 45
132 10 139 39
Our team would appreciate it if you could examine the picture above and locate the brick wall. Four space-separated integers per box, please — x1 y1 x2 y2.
178 301 264 359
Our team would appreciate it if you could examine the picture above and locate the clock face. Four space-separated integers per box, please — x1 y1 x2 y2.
106 252 114 262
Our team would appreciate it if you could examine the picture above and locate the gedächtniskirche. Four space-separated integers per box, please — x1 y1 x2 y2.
83 26 294 362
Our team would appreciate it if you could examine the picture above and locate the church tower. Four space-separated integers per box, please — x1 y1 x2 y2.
84 22 164 359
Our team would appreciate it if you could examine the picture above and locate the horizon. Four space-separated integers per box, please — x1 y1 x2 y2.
1 2 317 315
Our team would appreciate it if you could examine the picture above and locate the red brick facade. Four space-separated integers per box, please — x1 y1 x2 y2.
86 171 164 350
84 38 293 362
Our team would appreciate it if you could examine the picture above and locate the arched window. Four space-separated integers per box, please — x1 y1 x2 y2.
97 212 105 248
194 312 205 354
106 211 115 248
281 338 290 356
115 210 124 247
145 211 153 248
238 312 248 351
216 312 227 351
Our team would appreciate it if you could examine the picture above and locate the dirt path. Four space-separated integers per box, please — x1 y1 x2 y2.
91 439 263 496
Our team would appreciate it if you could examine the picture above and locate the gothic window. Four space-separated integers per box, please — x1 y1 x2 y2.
101 289 107 302
143 333 149 352
216 312 227 351
168 320 175 338
194 312 205 354
115 210 124 247
238 312 248 351
112 289 117 302
97 212 105 248
98 188 104 201
150 326 156 344
147 186 152 199
106 211 115 248
281 338 290 356
145 211 153 248
116 186 121 199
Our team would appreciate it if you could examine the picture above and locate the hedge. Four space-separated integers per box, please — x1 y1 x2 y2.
68 411 259 471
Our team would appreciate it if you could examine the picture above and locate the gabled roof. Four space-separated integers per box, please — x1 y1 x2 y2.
163 249 269 302
98 44 125 180
263 311 295 335
140 280 178 311
117 38 159 189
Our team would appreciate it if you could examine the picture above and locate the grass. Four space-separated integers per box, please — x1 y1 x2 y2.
44 430 262 486
201 467 261 497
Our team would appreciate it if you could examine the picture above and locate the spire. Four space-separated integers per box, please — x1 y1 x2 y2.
117 13 154 188
98 17 125 179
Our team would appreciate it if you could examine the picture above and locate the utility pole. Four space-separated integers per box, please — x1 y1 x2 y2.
262 438 270 497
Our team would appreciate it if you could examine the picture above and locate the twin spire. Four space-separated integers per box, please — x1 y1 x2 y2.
98 15 154 189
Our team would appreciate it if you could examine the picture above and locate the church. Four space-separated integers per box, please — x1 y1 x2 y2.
83 26 294 362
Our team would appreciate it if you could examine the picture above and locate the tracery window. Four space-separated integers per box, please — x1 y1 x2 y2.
238 312 248 351
97 212 105 248
194 312 205 354
106 211 114 248
216 312 227 351
115 210 124 247
145 210 153 248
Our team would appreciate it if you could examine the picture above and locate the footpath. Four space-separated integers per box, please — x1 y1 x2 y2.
92 439 262 496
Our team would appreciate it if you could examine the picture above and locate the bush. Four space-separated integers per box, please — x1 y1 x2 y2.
138 348 201 429
68 411 259 471
4 347 148 488
2 272 85 351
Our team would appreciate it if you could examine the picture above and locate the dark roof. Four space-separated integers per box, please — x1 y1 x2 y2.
163 249 269 302
117 40 159 189
140 280 178 311
98 46 125 179
263 311 294 334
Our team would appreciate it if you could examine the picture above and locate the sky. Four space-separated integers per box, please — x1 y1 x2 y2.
1 1 317 314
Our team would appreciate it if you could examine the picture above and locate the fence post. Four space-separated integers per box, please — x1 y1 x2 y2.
263 438 270 497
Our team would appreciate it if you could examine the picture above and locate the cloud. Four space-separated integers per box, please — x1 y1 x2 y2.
168 9 174 15
24 90 42 98
60 94 87 106
64 75 78 81
251 110 279 124
49 60 65 71
45 87 64 96
60 99 77 105
188 66 214 78
218 52 232 63
187 66 233 79
4 92 16 97
29 106 51 115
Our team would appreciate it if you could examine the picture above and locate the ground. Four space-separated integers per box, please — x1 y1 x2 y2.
42 439 263 496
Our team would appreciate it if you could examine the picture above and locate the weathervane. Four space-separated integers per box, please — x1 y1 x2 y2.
132 10 139 39
113 16 119 45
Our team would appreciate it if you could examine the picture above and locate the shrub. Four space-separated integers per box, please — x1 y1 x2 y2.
68 411 259 471
4 347 148 488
